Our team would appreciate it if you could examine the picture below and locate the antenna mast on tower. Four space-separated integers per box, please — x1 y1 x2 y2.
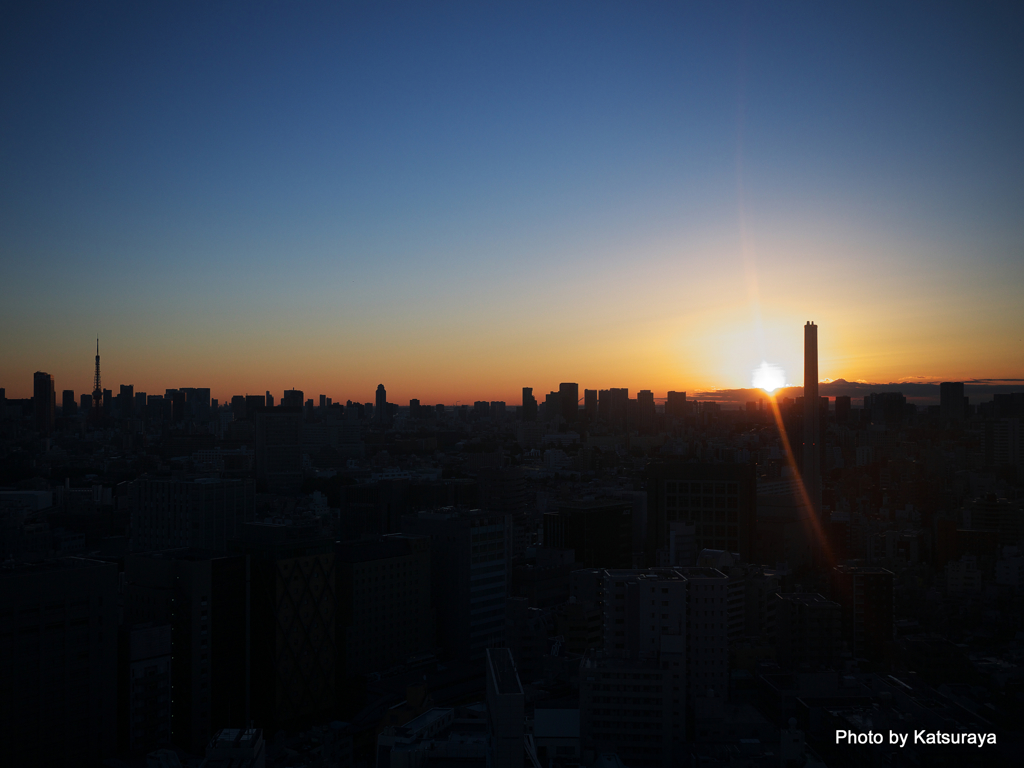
92 338 102 410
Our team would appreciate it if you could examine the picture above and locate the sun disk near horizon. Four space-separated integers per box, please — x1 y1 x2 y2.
752 361 786 394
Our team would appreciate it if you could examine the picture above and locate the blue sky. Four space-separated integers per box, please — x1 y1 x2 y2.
2 2 1022 402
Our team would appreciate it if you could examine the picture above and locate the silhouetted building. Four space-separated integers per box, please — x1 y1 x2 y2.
544 500 632 569
830 565 893 662
124 550 248 753
402 508 509 659
486 647 524 768
521 387 537 422
803 322 821 514
281 389 304 408
254 406 303 493
170 389 185 423
601 569 687 662
637 389 655 434
119 384 135 418
673 566 729 701
755 485 818 571
666 391 688 419
245 394 265 417
33 370 55 434
0 557 118 766
865 391 907 426
647 462 756 565
375 384 387 425
559 382 579 423
834 395 851 424
128 477 255 553
771 593 841 669
580 653 674 768
940 381 966 424
123 623 173 754
584 388 597 421
62 388 77 417
543 391 561 423
231 523 336 729
334 535 434 677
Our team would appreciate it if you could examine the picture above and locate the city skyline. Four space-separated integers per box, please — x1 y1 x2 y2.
2 3 1022 401
3 5 1023 765
6 332 1024 407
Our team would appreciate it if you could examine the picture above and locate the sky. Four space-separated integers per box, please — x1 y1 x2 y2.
2 1 1023 405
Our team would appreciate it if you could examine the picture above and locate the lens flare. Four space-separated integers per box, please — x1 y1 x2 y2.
752 361 785 393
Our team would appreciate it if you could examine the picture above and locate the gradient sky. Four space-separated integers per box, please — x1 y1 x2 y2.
2 1 1022 405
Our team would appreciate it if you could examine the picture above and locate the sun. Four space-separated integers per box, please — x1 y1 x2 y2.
752 361 786 393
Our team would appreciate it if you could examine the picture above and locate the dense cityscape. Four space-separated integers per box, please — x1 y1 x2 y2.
4 5 1023 766
2 322 1022 767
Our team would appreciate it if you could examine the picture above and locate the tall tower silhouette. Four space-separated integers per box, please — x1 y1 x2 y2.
803 322 821 515
375 384 386 425
92 338 103 417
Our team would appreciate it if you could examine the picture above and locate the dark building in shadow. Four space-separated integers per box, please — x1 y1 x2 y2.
646 462 756 566
544 500 633 569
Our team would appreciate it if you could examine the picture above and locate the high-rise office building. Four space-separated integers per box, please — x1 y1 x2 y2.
672 566 730 701
244 394 265 416
375 384 387 425
830 565 894 662
123 623 173 754
170 390 185 423
559 382 579 424
1 558 119 766
265 390 274 407
125 549 248 753
771 593 841 669
281 389 304 408
486 648 525 768
646 462 757 565
401 509 509 659
254 406 303 493
834 395 851 424
543 391 561 423
803 322 821 515
33 371 55 434
521 387 537 422
584 389 597 421
940 381 966 424
334 535 434 677
865 391 907 426
580 653 674 768
119 384 134 418
544 500 633 569
665 391 688 419
638 389 655 434
62 389 77 417
231 523 336 729
128 477 255 553
610 388 629 431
